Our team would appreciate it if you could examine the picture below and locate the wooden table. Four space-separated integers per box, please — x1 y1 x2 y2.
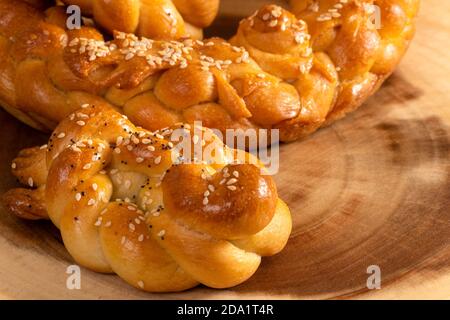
0 0 449 299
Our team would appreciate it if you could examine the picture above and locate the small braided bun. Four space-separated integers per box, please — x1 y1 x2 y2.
3 104 292 292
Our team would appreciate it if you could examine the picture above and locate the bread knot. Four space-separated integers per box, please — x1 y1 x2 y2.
3 103 292 292
233 5 314 80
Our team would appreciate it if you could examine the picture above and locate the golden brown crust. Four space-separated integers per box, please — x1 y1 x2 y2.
162 163 277 240
232 1 419 140
2 104 292 291
0 0 419 142
2 186 48 220
60 0 219 40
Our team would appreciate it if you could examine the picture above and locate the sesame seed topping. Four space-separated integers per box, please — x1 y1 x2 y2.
87 199 96 206
28 177 34 187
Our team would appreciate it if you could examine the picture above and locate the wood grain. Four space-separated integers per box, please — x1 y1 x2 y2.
0 0 449 299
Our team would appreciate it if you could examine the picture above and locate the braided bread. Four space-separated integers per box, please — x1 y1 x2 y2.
60 0 219 40
0 0 419 142
3 103 292 292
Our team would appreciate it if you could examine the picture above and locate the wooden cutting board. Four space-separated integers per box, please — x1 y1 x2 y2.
0 0 449 300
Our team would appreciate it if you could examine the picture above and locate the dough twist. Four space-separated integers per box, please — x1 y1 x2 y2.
60 0 219 40
3 103 292 292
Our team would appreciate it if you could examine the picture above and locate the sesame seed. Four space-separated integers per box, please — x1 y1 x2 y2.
94 217 102 227
57 132 66 139
131 136 140 144
154 156 162 165
104 221 112 227
92 183 98 191
121 236 126 245
138 234 144 242
81 104 89 108
227 186 237 191
157 230 166 238
153 211 161 217
137 281 144 289
87 199 96 206
28 177 34 187
75 193 82 201
77 113 89 119
227 178 238 185
233 171 239 178
129 223 135 231
11 163 16 169
40 144 48 150
136 157 144 163
83 163 92 170
76 121 86 126
203 198 209 205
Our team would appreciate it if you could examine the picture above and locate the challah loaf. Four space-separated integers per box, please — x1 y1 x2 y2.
3 103 292 292
60 0 220 40
0 0 419 142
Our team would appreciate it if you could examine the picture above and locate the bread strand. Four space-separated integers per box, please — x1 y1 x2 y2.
60 0 220 40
